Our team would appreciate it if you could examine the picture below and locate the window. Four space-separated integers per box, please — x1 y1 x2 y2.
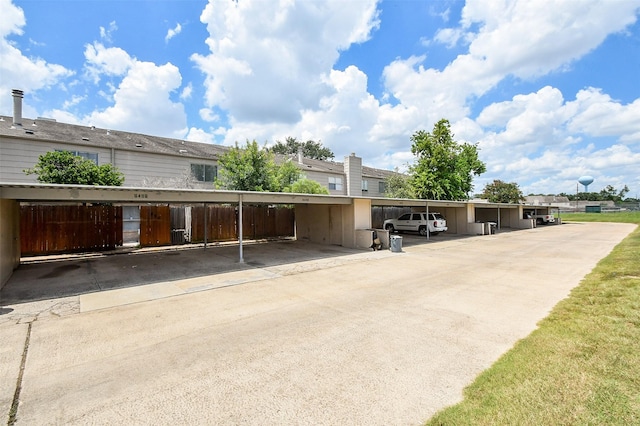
191 164 217 182
379 181 387 193
57 150 98 164
328 176 343 191
362 180 368 192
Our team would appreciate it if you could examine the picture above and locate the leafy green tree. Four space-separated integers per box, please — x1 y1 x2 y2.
216 140 310 193
24 151 124 185
384 170 414 198
286 178 330 195
275 159 302 192
480 179 524 203
409 119 486 200
599 184 629 202
215 140 278 191
270 136 334 161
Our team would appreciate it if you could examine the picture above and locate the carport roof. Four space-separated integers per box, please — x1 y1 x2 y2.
0 182 353 205
369 196 522 209
1 182 534 209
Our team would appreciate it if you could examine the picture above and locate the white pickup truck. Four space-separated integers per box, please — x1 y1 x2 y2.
524 210 555 225
383 212 448 236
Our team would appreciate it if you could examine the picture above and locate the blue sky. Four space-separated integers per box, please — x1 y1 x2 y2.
2 0 639 197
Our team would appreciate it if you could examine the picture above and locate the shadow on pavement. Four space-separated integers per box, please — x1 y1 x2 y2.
0 240 362 305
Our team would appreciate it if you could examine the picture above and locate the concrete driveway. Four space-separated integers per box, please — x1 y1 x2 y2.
0 222 636 425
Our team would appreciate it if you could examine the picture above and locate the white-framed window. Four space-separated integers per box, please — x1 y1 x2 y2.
191 164 217 182
328 176 343 191
362 180 368 192
56 150 98 164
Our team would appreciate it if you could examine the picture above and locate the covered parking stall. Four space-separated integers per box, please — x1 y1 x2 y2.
370 197 470 236
0 183 363 288
472 202 527 234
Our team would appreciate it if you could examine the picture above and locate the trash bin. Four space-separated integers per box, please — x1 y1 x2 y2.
390 235 403 252
488 222 497 234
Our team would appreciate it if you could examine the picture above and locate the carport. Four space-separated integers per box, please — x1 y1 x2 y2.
370 197 470 236
472 202 524 234
1 183 559 288
0 183 363 288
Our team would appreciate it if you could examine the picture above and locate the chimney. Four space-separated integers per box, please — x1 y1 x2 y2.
344 152 362 196
12 89 24 127
297 147 303 164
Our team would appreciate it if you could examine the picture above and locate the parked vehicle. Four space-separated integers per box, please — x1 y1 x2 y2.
523 210 555 225
383 212 448 236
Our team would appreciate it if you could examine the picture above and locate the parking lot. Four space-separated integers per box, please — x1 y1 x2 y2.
0 222 636 425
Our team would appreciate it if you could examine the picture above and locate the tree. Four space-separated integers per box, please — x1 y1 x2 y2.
384 170 414 198
270 136 334 161
215 140 278 191
599 184 629 202
286 178 330 195
409 119 486 200
216 140 309 192
24 150 124 186
275 159 302 192
481 179 524 203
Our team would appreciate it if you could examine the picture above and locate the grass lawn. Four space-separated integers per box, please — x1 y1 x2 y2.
426 212 640 425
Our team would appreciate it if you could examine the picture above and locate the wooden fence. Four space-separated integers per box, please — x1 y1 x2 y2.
20 204 123 256
371 206 413 229
20 204 296 255
190 205 295 243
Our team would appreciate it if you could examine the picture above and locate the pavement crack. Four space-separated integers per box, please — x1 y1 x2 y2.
7 321 33 426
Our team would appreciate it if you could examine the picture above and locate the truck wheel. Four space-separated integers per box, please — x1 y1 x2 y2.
385 224 395 233
418 226 427 236
536 218 543 225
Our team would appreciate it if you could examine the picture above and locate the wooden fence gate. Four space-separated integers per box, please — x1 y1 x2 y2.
20 204 123 256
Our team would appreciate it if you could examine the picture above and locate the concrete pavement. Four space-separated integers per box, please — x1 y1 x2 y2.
0 222 636 425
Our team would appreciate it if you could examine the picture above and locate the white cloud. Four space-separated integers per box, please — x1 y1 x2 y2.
470 83 640 195
0 0 73 114
62 95 86 109
0 0 25 38
567 88 640 142
191 0 380 124
186 127 216 144
86 61 187 139
199 108 218 122
84 42 134 83
386 0 640 125
165 23 182 43
100 21 118 43
180 83 193 100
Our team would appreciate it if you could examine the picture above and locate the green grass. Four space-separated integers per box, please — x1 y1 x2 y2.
427 214 640 425
560 211 640 224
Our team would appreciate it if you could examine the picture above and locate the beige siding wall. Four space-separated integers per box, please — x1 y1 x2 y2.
0 137 217 188
0 138 112 183
362 177 386 198
302 170 347 196
114 151 216 188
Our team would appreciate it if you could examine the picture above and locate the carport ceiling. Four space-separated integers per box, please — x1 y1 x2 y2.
0 183 352 205
370 197 468 208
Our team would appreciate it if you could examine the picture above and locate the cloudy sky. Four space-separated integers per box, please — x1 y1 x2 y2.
2 0 639 197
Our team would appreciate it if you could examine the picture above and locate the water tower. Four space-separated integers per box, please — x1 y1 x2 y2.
578 176 594 192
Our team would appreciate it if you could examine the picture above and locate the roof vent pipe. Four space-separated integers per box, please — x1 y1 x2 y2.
12 89 24 127
298 147 303 164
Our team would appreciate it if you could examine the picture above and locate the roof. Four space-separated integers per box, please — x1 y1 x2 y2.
0 115 227 160
0 114 399 179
